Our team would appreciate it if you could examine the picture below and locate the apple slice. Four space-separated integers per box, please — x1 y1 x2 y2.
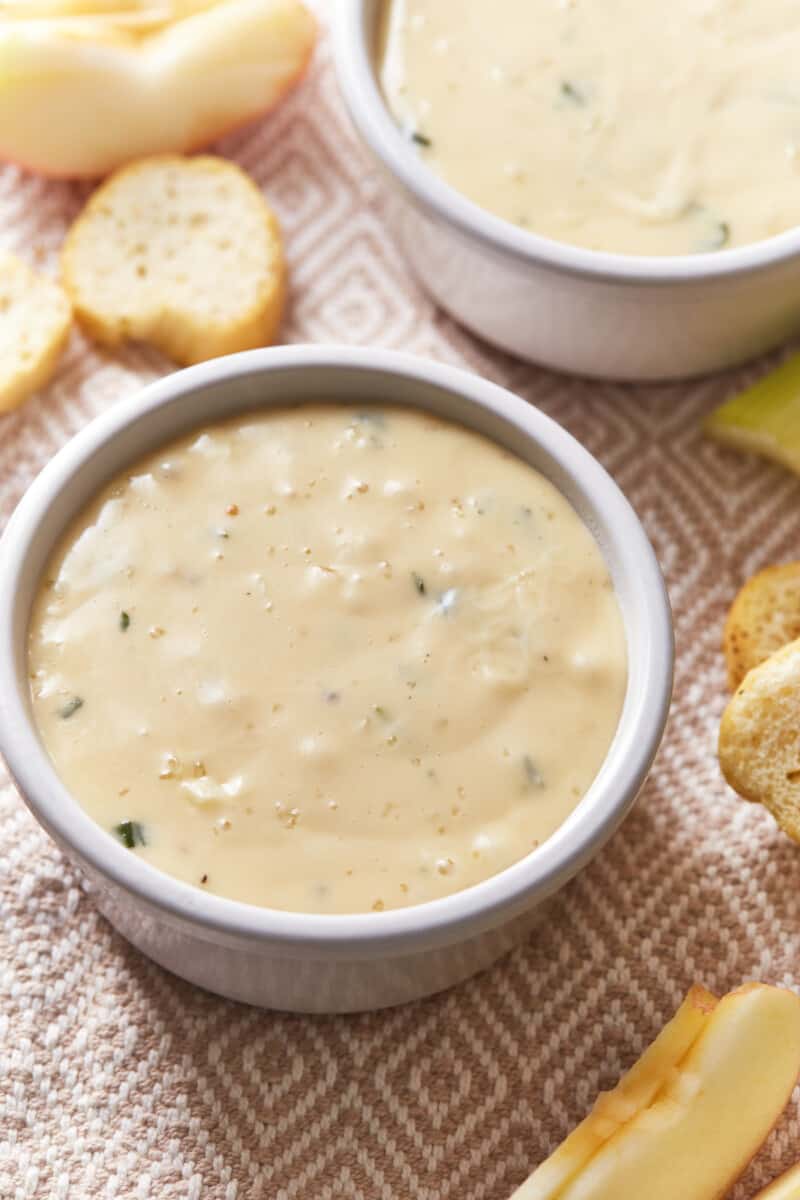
512 983 800 1200
516 985 718 1199
755 1164 800 1200
0 0 317 178
0 1 187 14
0 1 220 34
704 352 800 477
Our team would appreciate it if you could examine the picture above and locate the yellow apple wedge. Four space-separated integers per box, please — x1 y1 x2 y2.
754 1164 800 1200
0 0 186 24
0 1 214 16
0 1 223 34
512 983 800 1200
515 985 718 1199
1 7 209 35
0 0 317 178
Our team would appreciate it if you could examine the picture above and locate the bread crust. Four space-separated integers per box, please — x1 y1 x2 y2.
724 563 800 691
719 636 800 842
0 253 72 413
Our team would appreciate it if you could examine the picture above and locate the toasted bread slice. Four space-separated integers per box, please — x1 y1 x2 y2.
0 252 72 413
62 155 286 365
719 637 800 842
724 563 800 691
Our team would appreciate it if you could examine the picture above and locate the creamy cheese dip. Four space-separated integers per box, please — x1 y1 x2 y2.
380 0 800 255
28 405 626 914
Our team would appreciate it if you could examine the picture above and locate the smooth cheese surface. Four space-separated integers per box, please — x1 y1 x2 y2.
379 0 800 256
28 405 627 913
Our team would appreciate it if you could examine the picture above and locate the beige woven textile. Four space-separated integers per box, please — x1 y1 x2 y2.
2 6 800 1198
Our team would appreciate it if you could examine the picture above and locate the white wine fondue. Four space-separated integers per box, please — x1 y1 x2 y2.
28 405 627 913
380 0 800 255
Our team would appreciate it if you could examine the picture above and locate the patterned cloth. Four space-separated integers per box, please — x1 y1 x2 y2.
1 6 799 1198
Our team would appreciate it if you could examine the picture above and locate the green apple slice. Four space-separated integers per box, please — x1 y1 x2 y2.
705 353 800 475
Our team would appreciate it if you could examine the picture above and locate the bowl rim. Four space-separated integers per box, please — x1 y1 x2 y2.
0 345 673 953
332 0 800 286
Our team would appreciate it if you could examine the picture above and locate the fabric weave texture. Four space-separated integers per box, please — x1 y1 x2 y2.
1 6 799 1197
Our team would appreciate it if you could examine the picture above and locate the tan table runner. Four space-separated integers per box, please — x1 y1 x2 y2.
1 7 799 1197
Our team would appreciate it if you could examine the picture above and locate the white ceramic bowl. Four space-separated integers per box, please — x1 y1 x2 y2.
333 1 800 381
0 347 672 1012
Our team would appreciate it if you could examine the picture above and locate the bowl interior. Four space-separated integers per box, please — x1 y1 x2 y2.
0 348 672 949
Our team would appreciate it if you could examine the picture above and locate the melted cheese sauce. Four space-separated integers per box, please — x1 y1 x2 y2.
380 0 800 255
28 406 627 913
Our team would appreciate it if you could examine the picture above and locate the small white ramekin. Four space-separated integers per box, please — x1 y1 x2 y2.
333 1 800 381
0 347 672 1012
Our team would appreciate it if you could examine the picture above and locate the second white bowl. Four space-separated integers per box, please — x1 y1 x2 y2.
333 1 800 381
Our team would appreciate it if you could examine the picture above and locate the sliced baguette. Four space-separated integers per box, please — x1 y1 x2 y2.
719 636 800 842
62 155 286 365
724 563 800 691
0 252 72 413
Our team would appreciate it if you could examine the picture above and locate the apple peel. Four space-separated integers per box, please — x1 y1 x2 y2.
0 0 317 178
512 983 800 1200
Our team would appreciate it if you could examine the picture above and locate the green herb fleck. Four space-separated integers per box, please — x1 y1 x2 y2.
119 611 131 632
690 205 731 252
411 131 433 148
373 704 390 721
412 572 426 596
523 755 545 789
561 80 587 106
706 220 730 251
113 820 146 849
59 695 84 720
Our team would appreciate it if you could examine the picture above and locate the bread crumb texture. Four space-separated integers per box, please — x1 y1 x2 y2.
719 635 800 842
724 562 800 690
0 252 71 414
62 155 286 365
